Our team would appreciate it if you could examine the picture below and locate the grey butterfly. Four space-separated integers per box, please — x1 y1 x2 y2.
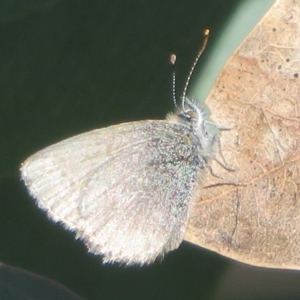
20 31 218 265
20 100 217 265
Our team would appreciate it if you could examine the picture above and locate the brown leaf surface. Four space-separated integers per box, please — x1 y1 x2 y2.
185 0 300 270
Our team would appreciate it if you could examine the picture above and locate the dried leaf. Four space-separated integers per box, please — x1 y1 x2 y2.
185 0 300 270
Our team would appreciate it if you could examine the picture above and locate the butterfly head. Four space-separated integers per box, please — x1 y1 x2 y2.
174 97 217 158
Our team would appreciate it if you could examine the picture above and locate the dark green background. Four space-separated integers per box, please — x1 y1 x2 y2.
1 0 300 299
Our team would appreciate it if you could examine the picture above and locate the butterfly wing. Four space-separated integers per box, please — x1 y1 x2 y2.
21 120 201 265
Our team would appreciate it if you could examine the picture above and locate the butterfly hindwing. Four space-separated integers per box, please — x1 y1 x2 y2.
21 120 203 264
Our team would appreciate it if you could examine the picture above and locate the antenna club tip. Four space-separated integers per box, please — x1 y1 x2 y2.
170 54 177 65
204 29 210 36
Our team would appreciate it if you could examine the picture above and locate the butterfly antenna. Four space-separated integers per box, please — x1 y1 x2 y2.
182 29 210 110
170 54 177 108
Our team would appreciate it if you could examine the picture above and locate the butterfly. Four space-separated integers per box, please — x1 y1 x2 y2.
20 30 219 265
